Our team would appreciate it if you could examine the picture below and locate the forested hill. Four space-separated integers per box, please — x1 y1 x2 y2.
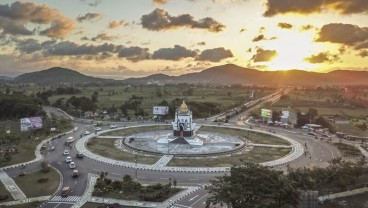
14 67 107 83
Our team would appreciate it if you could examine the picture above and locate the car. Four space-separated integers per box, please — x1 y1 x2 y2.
61 186 72 197
109 124 117 129
49 146 55 151
95 127 102 131
83 131 90 135
76 153 84 159
63 150 69 155
65 156 72 163
69 161 75 169
72 170 79 178
67 137 75 143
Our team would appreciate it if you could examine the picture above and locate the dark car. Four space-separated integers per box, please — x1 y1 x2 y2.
76 153 84 159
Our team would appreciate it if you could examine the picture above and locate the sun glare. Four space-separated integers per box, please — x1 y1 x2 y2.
263 30 323 71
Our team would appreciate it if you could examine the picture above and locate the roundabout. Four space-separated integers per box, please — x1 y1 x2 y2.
76 123 305 173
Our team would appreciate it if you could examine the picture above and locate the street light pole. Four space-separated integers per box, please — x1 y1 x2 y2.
135 152 137 179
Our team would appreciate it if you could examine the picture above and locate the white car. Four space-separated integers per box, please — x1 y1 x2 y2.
63 150 69 155
65 156 72 163
69 162 75 169
109 124 117 129
95 127 102 131
83 131 90 135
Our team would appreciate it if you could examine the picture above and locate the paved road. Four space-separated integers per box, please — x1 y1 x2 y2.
1 93 345 208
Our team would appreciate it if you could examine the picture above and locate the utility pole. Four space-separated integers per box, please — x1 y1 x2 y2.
135 152 137 179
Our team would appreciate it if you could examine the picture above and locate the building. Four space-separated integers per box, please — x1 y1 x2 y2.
172 101 196 137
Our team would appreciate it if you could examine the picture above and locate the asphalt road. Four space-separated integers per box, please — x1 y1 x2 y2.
3 94 344 208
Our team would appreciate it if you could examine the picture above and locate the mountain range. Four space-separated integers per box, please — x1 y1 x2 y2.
7 64 368 86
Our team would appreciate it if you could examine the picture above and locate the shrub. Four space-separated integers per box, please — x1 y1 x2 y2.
0 194 9 201
38 178 48 183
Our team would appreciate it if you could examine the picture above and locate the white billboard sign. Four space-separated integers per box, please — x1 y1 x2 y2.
153 106 169 115
282 110 289 118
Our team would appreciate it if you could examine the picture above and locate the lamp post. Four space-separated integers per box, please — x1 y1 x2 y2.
134 152 137 179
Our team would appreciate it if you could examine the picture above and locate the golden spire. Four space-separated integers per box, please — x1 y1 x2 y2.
179 100 188 112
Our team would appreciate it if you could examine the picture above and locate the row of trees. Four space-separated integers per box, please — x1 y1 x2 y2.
0 93 44 119
207 160 368 208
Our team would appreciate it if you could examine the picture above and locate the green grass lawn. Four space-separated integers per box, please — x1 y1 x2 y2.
0 201 45 208
101 125 171 137
198 126 291 145
0 181 13 202
13 168 60 198
332 143 363 157
87 137 159 164
168 147 291 167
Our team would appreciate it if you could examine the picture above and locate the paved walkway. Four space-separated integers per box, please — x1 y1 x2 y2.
356 144 368 157
72 173 98 208
154 155 174 167
249 143 292 148
0 170 27 201
0 196 50 206
319 187 368 202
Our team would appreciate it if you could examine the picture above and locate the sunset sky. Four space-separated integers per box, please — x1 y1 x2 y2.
0 0 367 79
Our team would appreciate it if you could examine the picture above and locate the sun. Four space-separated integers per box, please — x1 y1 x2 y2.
262 30 324 71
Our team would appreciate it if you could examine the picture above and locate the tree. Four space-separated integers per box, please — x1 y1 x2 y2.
91 91 99 102
206 163 299 208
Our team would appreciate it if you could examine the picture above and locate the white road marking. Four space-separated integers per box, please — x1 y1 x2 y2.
189 194 199 201
74 180 78 185
190 193 209 207
159 177 170 180
57 162 61 165
188 179 199 181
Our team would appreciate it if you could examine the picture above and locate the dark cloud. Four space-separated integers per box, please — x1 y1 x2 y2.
251 48 277 62
108 20 129 29
153 0 167 4
300 24 315 31
117 46 151 62
77 13 103 22
197 41 206 46
240 28 246 33
141 8 225 32
0 1 74 38
45 41 115 56
304 52 339 63
252 34 277 42
316 23 368 45
81 0 102 7
196 47 233 62
358 50 368 58
0 17 33 36
152 45 197 60
278 22 292 29
91 33 119 41
356 41 368 50
16 38 43 53
212 0 249 3
264 0 368 17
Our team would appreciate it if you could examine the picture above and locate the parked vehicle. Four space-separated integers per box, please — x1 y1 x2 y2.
83 131 90 135
67 137 75 143
63 150 69 155
109 124 117 129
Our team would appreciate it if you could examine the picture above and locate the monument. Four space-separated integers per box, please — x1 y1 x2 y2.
172 100 195 137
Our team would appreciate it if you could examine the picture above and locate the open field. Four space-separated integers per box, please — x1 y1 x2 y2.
87 137 159 165
101 125 171 137
0 201 45 208
13 168 60 198
198 126 291 145
0 181 13 202
332 143 363 157
168 147 291 167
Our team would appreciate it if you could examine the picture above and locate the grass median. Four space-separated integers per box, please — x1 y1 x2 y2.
0 181 13 202
168 147 291 167
199 126 290 145
87 137 159 165
332 143 363 157
13 167 60 198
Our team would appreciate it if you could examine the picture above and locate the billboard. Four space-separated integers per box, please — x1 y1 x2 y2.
20 117 43 132
261 109 272 118
282 110 289 118
153 106 169 115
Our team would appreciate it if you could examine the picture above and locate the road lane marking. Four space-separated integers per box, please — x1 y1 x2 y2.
189 194 199 201
57 162 61 165
111 173 122 176
190 193 209 207
188 179 199 181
